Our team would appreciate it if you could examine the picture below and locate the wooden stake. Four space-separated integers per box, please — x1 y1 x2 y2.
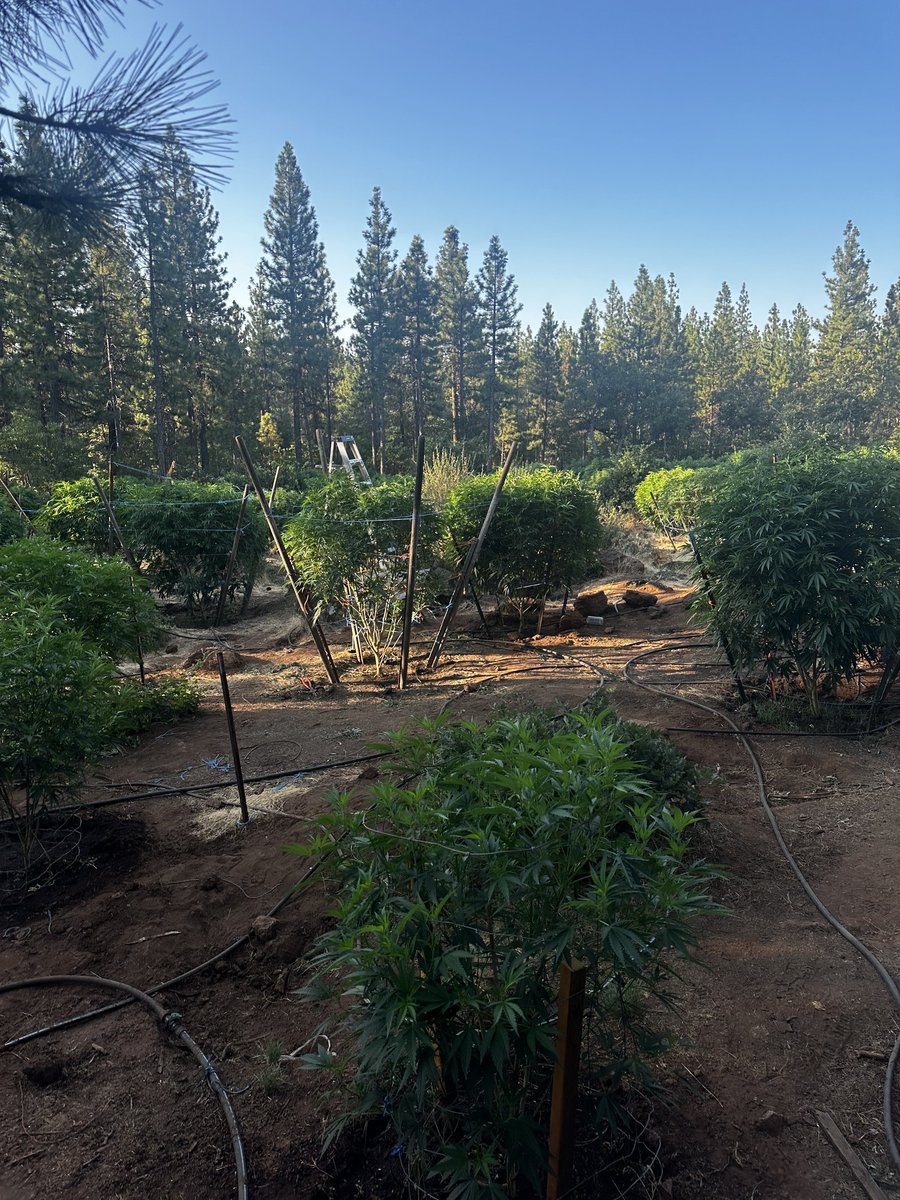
234 436 339 686
315 429 327 472
426 441 517 672
398 435 425 690
91 477 141 574
217 651 250 826
214 485 249 627
268 466 280 509
0 474 36 536
815 1111 888 1200
546 960 587 1200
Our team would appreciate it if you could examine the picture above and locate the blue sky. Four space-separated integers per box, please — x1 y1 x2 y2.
75 0 900 330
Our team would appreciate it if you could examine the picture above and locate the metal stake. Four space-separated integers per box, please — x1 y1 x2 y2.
214 485 249 627
687 530 748 704
398 435 425 690
217 651 250 826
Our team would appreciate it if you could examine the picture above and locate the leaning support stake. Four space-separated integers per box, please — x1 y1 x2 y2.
234 436 339 687
91 477 141 574
398 434 426 690
217 651 251 826
687 530 748 705
215 485 250 628
546 960 587 1200
426 441 517 672
0 474 36 536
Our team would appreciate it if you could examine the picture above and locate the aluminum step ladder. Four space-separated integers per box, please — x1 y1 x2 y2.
328 436 372 485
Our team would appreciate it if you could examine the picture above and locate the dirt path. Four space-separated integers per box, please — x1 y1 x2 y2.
1 587 898 1199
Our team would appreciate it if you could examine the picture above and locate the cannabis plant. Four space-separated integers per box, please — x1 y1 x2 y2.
284 475 440 675
694 449 900 716
294 698 721 1198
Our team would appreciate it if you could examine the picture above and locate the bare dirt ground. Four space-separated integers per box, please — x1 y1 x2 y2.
1 577 898 1200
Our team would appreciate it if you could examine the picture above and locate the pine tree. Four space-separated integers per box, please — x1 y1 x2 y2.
396 234 439 444
1 120 96 442
811 221 879 439
256 144 334 467
571 300 606 455
130 135 233 474
435 226 481 446
476 235 521 462
349 187 399 472
528 303 563 462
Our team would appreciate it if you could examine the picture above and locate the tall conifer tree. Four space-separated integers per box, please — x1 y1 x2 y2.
476 235 521 462
349 187 399 471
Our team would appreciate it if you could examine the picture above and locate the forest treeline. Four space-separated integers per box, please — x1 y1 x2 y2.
2 125 898 486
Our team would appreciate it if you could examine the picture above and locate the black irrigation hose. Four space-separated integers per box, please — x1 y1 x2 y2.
58 751 388 808
623 640 900 1173
0 974 248 1200
665 719 900 738
2 852 331 1051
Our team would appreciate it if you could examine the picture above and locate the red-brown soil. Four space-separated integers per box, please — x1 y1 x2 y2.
1 584 898 1199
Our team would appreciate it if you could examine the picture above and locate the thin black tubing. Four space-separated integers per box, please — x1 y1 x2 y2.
623 640 900 1171
0 974 248 1200
2 853 331 1051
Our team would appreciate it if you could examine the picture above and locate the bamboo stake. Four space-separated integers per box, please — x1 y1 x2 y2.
91 477 141 574
268 466 280 509
398 435 425 690
214 485 249 628
0 474 36 536
546 960 587 1200
426 441 517 672
217 651 250 826
234 436 339 686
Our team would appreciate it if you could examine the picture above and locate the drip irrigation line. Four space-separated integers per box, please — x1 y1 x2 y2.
2 851 332 1052
0 974 248 1200
665 720 900 739
622 640 900 1172
65 751 388 804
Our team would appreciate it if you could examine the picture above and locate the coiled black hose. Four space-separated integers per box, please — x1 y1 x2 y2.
0 974 248 1199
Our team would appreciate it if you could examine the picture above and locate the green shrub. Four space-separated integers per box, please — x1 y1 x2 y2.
0 597 119 864
444 467 604 618
0 538 160 660
118 481 269 620
581 448 659 511
283 475 441 674
0 413 88 489
0 503 26 545
422 446 473 509
36 476 117 552
296 697 720 1198
105 673 201 743
634 465 722 531
694 450 900 716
